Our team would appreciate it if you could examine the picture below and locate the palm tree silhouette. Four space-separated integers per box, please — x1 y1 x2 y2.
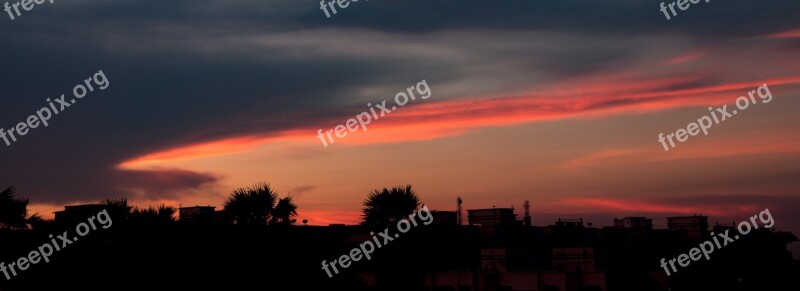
362 185 421 226
101 197 133 222
223 182 278 225
0 186 30 229
131 204 177 224
271 196 298 225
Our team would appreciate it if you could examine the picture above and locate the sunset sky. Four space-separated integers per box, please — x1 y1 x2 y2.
1 1 799 253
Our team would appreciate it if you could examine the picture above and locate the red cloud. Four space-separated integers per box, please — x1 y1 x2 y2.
120 76 800 167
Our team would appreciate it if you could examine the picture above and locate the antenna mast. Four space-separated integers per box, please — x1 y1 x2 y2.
523 200 531 226
457 197 463 225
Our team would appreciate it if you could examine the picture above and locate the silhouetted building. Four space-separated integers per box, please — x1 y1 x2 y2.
54 204 106 224
424 271 606 291
667 215 708 240
713 222 736 233
523 214 532 227
425 247 606 291
523 200 532 227
613 217 652 230
11 202 799 291
468 208 517 226
555 218 584 228
179 206 216 223
481 248 509 272
553 247 595 272
431 211 459 225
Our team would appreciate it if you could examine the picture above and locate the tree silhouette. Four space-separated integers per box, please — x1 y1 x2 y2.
26 214 47 230
0 186 29 229
101 197 133 222
131 204 176 225
362 185 421 226
270 196 298 225
223 183 278 225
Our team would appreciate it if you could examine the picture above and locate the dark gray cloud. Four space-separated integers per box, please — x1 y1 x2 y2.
113 168 221 200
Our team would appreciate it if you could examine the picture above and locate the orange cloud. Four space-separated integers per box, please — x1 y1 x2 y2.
562 198 727 216
120 76 800 167
768 28 800 39
665 50 708 64
119 129 312 168
560 129 800 169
